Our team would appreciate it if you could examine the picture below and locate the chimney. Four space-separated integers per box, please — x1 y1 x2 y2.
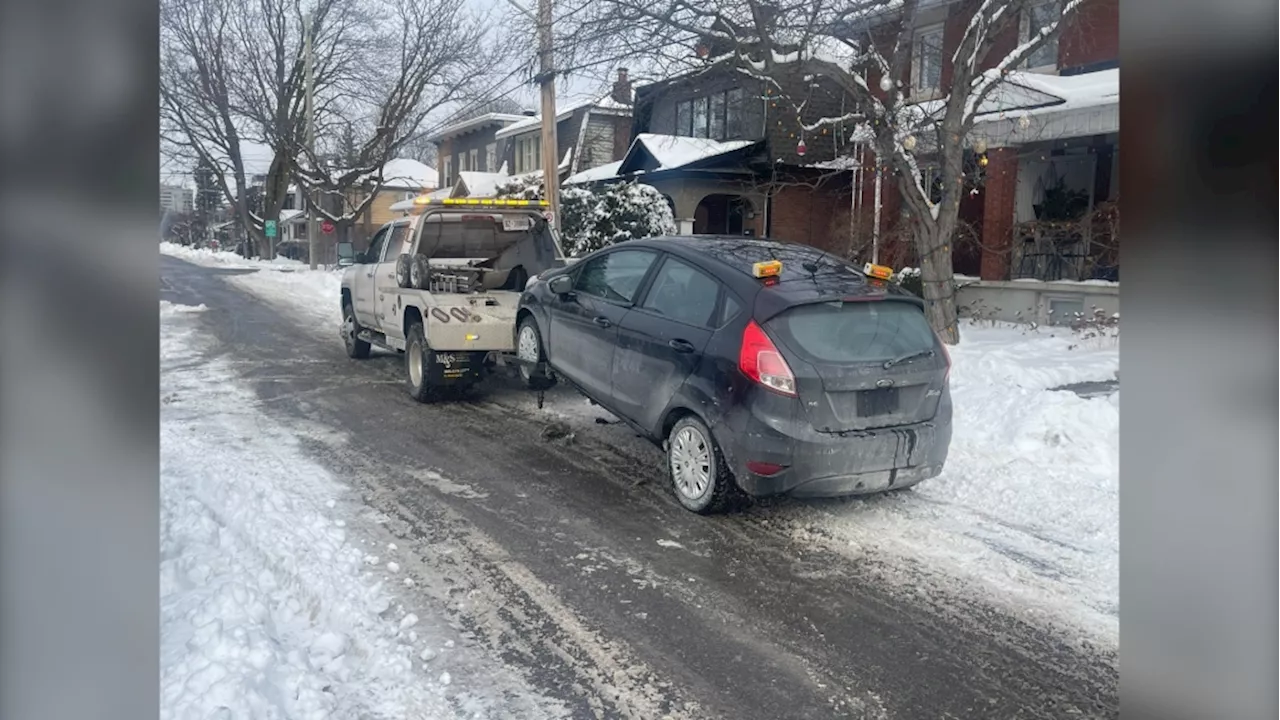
611 68 632 105
521 108 537 117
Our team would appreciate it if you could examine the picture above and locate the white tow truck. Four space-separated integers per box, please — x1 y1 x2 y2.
338 196 566 401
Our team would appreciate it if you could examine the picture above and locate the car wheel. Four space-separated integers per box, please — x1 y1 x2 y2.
667 415 735 514
342 301 371 359
404 321 437 403
515 315 555 390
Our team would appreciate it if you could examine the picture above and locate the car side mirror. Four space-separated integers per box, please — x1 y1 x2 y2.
548 275 573 296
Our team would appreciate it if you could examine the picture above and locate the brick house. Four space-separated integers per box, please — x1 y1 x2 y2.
851 0 1120 281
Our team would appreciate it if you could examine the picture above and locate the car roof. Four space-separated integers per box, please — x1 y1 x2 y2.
627 235 921 311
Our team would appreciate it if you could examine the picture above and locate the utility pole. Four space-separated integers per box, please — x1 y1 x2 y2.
535 0 560 232
304 12 320 270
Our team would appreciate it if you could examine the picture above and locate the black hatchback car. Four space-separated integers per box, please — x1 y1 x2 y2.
515 236 952 514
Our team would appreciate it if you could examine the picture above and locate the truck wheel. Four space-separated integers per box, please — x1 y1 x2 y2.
404 321 437 403
410 254 430 290
667 415 737 515
395 254 412 289
342 301 371 359
515 315 555 390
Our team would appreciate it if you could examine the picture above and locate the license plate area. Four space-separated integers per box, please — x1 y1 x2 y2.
856 387 900 417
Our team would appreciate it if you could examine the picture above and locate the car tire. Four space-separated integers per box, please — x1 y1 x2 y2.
515 315 555 390
667 415 736 515
410 254 430 290
404 321 437 403
395 254 412 288
342 301 371 359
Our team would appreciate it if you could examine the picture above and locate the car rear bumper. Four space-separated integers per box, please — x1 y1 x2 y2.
721 397 952 498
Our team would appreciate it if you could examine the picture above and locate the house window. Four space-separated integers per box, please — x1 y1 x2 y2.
468 148 479 173
516 136 541 174
912 24 945 96
918 164 944 204
1046 295 1084 326
1021 1 1060 72
675 101 692 136
442 157 452 186
485 143 497 172
676 88 746 140
692 97 709 138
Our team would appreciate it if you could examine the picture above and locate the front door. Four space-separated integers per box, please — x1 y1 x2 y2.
354 225 392 326
374 222 412 336
545 248 658 404
611 254 721 432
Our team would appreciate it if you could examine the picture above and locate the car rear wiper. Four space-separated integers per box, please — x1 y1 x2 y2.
883 349 935 369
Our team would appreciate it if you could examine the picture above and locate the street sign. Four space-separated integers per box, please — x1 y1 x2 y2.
321 219 335 234
264 220 277 238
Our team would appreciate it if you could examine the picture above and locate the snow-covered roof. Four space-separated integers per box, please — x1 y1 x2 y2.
279 209 305 224
968 69 1119 144
455 171 511 198
618 134 758 175
387 187 451 213
494 96 633 141
379 158 438 190
422 112 527 143
564 160 623 186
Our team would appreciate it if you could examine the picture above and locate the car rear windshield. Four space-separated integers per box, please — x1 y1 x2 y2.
767 300 935 364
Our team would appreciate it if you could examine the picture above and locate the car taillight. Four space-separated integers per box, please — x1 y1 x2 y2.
739 320 797 397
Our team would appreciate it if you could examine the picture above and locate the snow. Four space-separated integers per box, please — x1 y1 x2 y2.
161 241 306 269
627 134 756 171
564 160 622 186
456 171 510 198
161 302 458 719
379 158 438 191
492 96 621 140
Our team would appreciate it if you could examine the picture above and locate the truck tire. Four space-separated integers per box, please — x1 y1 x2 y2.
404 321 437 403
515 315 555 390
395 254 412 288
342 300 371 359
410 254 430 290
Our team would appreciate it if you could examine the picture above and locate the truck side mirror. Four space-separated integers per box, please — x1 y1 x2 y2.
336 241 355 266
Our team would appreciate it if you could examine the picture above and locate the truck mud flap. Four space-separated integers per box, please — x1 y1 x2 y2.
427 351 489 385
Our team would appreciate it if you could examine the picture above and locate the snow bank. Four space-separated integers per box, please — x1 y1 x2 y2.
161 302 458 719
161 241 306 269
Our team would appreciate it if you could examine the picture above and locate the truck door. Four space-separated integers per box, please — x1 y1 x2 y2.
374 222 412 336
353 225 392 325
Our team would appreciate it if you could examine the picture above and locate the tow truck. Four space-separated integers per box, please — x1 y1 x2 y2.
338 196 565 401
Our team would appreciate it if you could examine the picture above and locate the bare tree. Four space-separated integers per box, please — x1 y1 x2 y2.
561 0 1083 342
291 0 503 245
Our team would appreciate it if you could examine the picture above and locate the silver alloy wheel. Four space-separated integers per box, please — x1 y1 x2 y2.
517 324 539 367
670 426 712 500
408 340 424 388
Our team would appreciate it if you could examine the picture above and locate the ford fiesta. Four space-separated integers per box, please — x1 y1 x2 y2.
515 236 952 514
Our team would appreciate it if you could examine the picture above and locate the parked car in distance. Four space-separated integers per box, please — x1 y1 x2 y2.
516 236 953 514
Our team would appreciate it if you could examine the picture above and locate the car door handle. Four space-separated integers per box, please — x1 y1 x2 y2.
669 339 696 353
592 316 612 328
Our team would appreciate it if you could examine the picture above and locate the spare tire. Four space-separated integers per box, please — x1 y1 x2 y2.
410 254 430 290
395 254 412 288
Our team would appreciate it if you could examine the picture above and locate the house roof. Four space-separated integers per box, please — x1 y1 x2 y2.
455 171 511 198
379 158 438 190
616 134 760 175
494 96 633 140
564 160 623 186
388 187 450 213
968 68 1120 144
422 112 528 144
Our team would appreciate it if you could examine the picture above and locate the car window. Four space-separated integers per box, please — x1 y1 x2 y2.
640 256 721 327
767 301 936 364
384 224 410 259
575 250 656 303
719 292 743 327
365 227 391 263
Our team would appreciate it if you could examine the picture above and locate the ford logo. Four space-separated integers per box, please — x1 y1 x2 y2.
875 378 895 388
